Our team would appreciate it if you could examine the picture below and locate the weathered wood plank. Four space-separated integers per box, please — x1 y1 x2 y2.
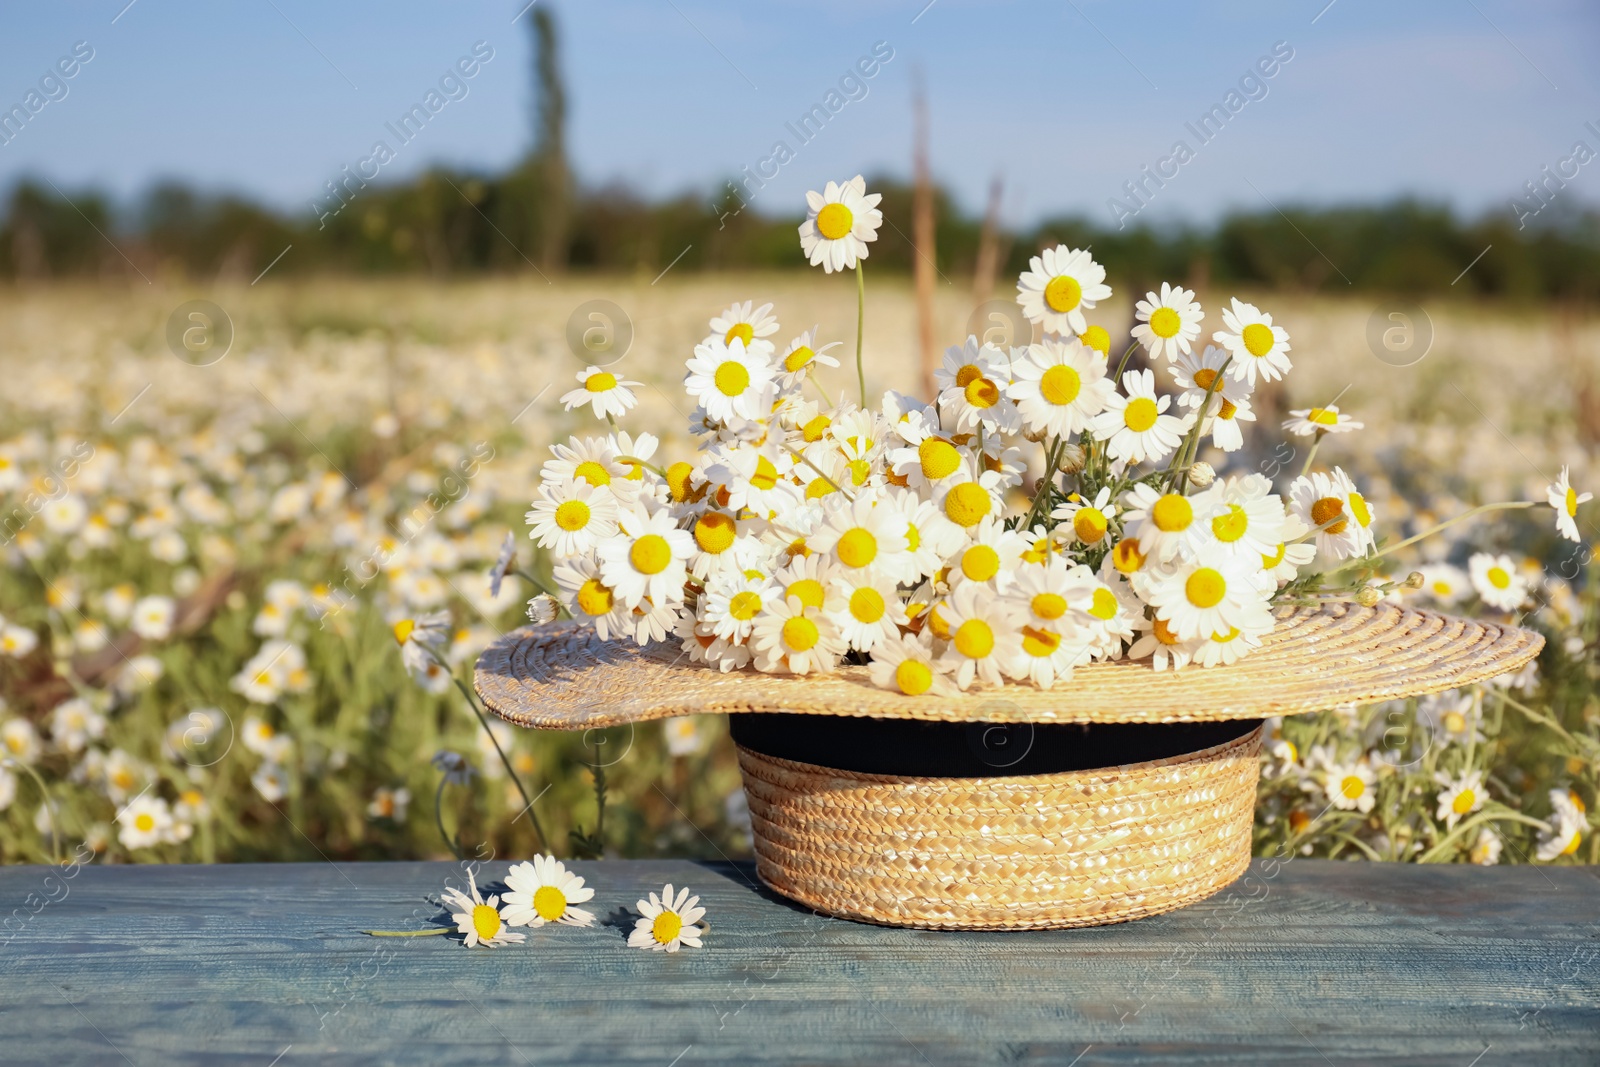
0 860 1595 1066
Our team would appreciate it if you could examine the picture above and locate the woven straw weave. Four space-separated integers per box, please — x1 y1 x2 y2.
737 725 1264 929
475 601 1542 730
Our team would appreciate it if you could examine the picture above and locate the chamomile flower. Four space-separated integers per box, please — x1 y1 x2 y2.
1132 283 1204 360
1260 514 1320 583
1144 554 1271 643
1006 338 1114 438
1198 390 1255 452
366 786 411 822
1213 298 1292 384
1535 789 1586 861
684 336 775 424
700 569 779 643
799 176 883 273
1 718 41 763
130 595 176 641
1091 369 1191 465
1547 466 1591 543
1414 563 1468 604
1323 760 1377 814
830 572 907 651
1433 769 1486 829
1016 245 1111 337
809 494 913 584
937 342 1021 435
1002 560 1091 688
553 556 633 642
542 436 633 496
595 505 695 609
937 580 1024 690
1052 488 1117 548
442 870 525 948
117 795 174 850
1469 827 1503 865
1 624 39 658
775 328 841 387
560 365 640 421
867 632 953 696
948 517 1030 590
1127 616 1202 671
935 462 1009 531
1288 469 1373 560
887 487 964 579
750 596 846 675
629 883 706 952
1468 552 1528 611
708 301 780 356
527 480 620 557
1197 474 1287 562
1121 482 1215 563
771 554 846 615
503 855 596 928
1284 404 1362 437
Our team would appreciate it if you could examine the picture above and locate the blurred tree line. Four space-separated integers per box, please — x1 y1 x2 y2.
4 172 1597 301
1 0 1595 300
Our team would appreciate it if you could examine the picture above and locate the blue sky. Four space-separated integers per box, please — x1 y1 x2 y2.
2 0 1597 229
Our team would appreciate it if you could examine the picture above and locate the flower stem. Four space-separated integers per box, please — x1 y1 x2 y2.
1112 340 1139 384
4 758 63 864
616 455 667 478
362 928 452 937
854 260 867 407
782 443 854 503
1297 435 1323 479
435 653 549 854
1326 501 1537 572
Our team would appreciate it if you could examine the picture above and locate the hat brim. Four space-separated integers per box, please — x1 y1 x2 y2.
475 602 1542 730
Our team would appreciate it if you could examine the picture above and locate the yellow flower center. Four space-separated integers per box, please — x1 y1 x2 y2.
1032 593 1068 620
1262 543 1287 569
784 346 815 372
1152 617 1180 645
1212 504 1249 543
1148 306 1181 338
574 460 610 487
960 545 1001 582
1349 492 1372 528
836 528 878 568
1186 567 1226 608
1080 325 1110 355
472 904 502 941
630 534 673 575
1112 539 1145 573
895 659 933 695
781 615 819 652
1218 399 1237 419
1039 365 1081 405
847 459 871 486
1309 407 1338 426
1487 566 1511 590
577 579 614 616
1239 323 1274 357
1562 832 1582 856
665 461 695 502
1123 397 1159 432
751 456 779 491
1044 274 1082 313
392 619 416 645
953 619 995 659
1452 789 1476 815
555 499 591 532
1089 587 1118 620
724 322 754 347
1311 497 1348 534
134 813 155 833
1022 537 1052 564
815 202 854 241
1151 494 1193 532
1021 625 1059 657
919 438 961 481
714 361 751 397
786 578 825 610
727 591 764 621
955 364 984 388
964 377 1000 409
1073 507 1107 543
944 482 991 527
694 512 737 554
802 415 831 442
848 587 885 623
651 909 684 945
585 372 617 392
1192 368 1218 391
905 524 922 552
533 885 567 922
1566 486 1579 517
1339 775 1365 800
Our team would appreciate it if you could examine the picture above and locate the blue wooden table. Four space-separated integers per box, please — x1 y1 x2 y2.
1 859 1596 1066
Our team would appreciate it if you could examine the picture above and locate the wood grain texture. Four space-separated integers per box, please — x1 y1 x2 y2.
1 860 1595 1066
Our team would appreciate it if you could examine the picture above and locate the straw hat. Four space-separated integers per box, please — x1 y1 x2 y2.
475 601 1542 731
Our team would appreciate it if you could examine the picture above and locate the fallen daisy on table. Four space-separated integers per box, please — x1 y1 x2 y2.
502 855 597 928
442 869 526 948
628 883 706 952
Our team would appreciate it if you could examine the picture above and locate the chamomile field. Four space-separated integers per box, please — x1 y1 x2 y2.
0 275 1594 867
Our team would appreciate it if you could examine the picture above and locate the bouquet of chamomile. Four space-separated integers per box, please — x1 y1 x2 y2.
523 175 1589 697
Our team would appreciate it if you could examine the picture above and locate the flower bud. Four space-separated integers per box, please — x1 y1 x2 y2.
1056 444 1086 474
1189 461 1215 488
526 594 558 624
1355 585 1382 607
1404 571 1425 590
1022 425 1050 444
